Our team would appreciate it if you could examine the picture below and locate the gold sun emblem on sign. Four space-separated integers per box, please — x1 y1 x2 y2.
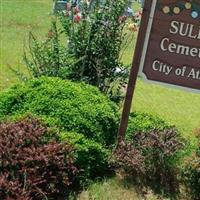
173 7 181 14
162 6 170 14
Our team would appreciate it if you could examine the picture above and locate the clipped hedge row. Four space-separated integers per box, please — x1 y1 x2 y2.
0 77 119 146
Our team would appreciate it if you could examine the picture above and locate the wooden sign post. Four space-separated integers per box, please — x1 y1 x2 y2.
117 0 200 145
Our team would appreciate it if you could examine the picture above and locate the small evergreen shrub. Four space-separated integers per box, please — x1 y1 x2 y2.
0 77 119 146
0 117 78 200
114 128 185 198
60 132 111 187
126 112 171 140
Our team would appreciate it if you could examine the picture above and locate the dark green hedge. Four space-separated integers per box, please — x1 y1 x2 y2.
60 132 111 186
0 77 119 146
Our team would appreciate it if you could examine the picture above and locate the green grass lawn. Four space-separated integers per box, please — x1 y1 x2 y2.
0 0 51 88
1 1 200 199
77 177 173 200
134 79 200 138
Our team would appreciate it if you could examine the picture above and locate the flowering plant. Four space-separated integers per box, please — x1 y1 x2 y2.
23 0 139 103
58 0 134 102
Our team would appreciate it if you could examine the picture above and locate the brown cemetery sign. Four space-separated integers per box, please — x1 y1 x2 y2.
140 0 200 91
117 0 200 144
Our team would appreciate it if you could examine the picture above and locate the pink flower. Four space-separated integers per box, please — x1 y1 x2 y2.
73 7 80 14
74 13 82 23
66 3 71 11
118 15 127 23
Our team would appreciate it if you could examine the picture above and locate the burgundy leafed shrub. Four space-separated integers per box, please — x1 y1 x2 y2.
0 117 78 200
114 128 185 197
114 143 145 181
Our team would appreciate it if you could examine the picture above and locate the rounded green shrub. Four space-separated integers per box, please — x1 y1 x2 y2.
0 77 119 146
60 132 111 186
126 112 171 141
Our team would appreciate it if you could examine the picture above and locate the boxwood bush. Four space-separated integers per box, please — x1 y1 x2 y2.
60 132 111 187
0 77 119 146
